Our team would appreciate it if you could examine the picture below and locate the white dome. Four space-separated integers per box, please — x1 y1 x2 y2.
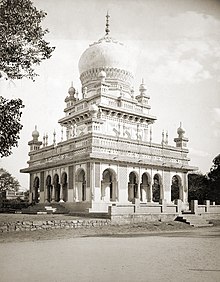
78 36 135 76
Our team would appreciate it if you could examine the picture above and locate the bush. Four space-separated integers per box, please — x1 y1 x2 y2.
0 198 29 212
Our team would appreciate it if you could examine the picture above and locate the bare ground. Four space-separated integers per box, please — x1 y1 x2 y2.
1 214 220 282
0 213 219 243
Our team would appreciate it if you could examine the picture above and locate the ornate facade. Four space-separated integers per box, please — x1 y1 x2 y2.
21 15 196 213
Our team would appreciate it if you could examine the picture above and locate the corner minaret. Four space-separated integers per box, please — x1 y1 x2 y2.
65 82 77 107
136 79 150 106
174 122 189 148
28 126 42 151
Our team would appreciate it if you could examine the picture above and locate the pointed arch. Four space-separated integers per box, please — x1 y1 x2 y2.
101 168 117 202
75 169 86 201
61 172 68 202
140 172 151 202
45 175 52 202
171 175 183 201
53 174 60 202
152 173 162 202
128 171 139 202
33 176 40 203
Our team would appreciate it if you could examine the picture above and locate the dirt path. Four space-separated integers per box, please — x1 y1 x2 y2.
1 227 220 282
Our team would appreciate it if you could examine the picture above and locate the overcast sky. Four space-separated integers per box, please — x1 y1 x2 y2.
1 0 220 190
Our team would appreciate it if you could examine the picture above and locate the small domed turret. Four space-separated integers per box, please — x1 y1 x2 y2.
32 125 39 141
177 122 185 138
28 125 42 151
139 79 147 94
174 122 188 148
68 82 75 96
65 82 77 105
68 87 75 96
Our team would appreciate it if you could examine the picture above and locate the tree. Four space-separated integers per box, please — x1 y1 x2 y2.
0 0 55 80
0 96 24 157
188 172 209 204
0 168 20 191
207 154 220 204
0 0 54 157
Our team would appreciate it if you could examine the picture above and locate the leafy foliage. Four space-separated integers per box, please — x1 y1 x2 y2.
0 168 20 191
207 154 220 204
0 96 24 157
0 0 55 80
188 173 209 204
188 154 220 204
208 154 220 182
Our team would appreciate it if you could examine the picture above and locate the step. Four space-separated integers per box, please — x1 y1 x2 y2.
175 215 213 227
192 223 213 227
21 203 70 215
69 211 110 219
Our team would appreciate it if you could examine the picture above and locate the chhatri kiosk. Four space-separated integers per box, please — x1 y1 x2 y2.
21 15 196 215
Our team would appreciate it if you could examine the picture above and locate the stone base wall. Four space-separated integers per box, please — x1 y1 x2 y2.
200 213 220 220
0 218 110 233
110 214 177 225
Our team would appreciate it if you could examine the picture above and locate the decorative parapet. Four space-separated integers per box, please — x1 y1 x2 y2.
21 133 196 173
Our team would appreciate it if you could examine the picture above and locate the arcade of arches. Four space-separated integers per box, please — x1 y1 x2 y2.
32 169 185 204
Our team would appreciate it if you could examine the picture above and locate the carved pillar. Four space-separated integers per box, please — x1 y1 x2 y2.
60 185 64 202
149 184 152 202
44 186 48 203
51 186 55 202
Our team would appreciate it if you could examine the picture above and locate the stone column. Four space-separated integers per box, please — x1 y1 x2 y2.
176 199 182 214
148 184 152 202
140 184 147 202
205 200 210 213
128 184 133 202
44 186 49 203
114 181 119 201
161 199 167 213
191 200 198 215
51 186 55 203
60 185 64 202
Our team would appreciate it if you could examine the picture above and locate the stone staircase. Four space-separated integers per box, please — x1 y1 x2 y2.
21 203 110 218
176 214 213 227
22 203 69 215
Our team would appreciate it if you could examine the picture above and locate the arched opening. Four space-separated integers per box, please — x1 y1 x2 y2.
75 169 86 202
101 169 117 202
128 172 138 202
46 175 52 202
33 177 40 203
152 174 161 202
61 172 68 202
53 174 60 202
140 173 151 202
171 175 182 201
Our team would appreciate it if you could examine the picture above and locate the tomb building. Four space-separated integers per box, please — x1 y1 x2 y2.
21 14 196 213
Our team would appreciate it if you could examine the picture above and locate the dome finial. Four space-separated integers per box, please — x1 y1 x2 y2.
105 12 110 35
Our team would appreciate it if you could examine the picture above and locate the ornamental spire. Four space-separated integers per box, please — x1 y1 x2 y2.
105 12 110 35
